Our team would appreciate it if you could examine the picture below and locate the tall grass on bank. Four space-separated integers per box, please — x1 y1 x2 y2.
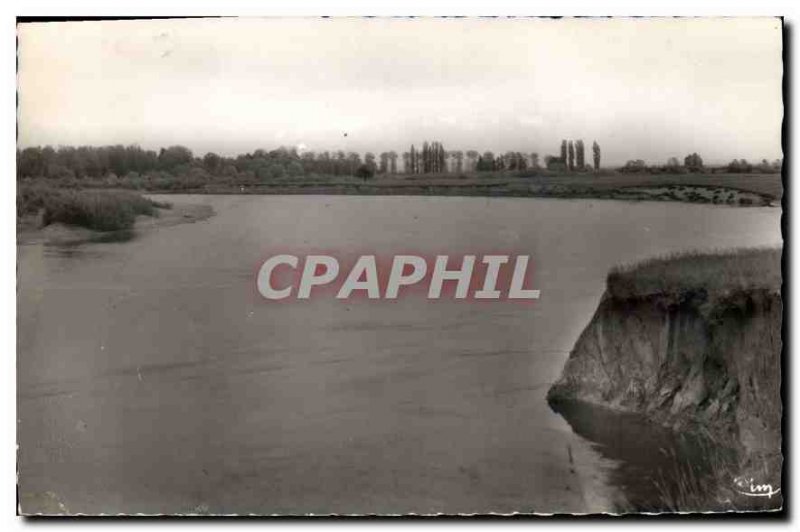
606 248 782 303
652 436 782 512
650 434 737 512
18 186 171 231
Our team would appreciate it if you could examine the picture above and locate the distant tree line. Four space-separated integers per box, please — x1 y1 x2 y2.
543 139 599 172
16 144 373 182
474 151 533 172
725 158 783 174
15 142 547 182
406 141 447 174
620 153 782 174
17 145 193 180
17 142 781 184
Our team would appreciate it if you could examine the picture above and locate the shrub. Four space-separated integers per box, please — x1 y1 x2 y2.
287 161 304 177
18 186 168 231
355 164 375 180
269 165 286 179
684 153 704 172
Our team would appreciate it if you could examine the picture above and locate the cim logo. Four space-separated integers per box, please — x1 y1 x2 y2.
255 254 541 301
733 476 781 499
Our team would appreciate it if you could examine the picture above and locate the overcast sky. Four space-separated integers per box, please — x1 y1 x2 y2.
18 17 783 165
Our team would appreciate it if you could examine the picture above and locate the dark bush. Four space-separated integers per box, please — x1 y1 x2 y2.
355 164 375 180
19 186 167 231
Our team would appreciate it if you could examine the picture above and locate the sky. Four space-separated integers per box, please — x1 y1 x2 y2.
17 17 783 166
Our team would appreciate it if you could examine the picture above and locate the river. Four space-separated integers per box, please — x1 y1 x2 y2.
17 195 782 514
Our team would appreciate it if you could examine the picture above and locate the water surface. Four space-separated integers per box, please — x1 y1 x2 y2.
17 195 781 514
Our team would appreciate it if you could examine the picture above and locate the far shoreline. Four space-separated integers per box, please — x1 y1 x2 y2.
19 171 783 209
145 182 779 207
99 171 783 208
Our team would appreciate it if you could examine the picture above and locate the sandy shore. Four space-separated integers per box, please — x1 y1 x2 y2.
16 202 215 246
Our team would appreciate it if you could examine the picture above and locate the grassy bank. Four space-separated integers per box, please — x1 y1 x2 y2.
19 171 782 206
17 186 171 231
606 248 782 304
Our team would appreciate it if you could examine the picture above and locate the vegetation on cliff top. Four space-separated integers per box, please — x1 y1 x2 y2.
606 248 782 304
17 185 170 231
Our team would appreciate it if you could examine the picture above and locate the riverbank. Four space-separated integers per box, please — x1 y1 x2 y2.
17 187 214 245
194 181 775 207
547 248 783 512
19 171 783 207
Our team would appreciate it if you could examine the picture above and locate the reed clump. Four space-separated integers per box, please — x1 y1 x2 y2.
18 185 170 231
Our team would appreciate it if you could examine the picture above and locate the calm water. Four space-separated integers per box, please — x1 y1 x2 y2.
17 195 782 514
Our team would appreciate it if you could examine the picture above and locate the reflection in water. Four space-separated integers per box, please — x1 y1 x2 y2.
49 228 136 247
549 398 732 512
86 229 136 243
40 230 136 260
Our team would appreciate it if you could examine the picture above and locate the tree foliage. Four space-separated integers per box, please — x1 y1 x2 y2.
684 152 704 172
575 140 585 170
22 139 772 186
592 141 601 171
567 141 575 171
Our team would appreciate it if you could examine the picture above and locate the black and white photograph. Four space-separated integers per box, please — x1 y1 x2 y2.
14 13 786 517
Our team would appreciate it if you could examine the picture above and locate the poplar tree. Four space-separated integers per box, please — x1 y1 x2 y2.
592 141 601 172
567 141 575 171
379 152 389 174
575 140 585 170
